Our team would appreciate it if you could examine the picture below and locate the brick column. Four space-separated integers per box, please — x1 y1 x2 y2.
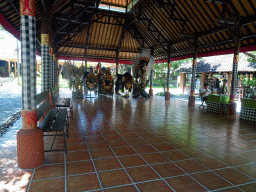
17 0 44 169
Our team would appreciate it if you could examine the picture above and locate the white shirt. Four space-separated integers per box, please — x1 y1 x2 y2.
200 87 211 98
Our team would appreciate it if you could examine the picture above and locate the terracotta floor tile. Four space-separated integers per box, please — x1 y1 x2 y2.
192 171 232 190
66 160 94 175
143 137 165 143
90 148 115 159
196 157 228 170
126 138 148 146
126 166 160 182
104 185 138 192
165 175 206 192
175 160 208 173
53 138 64 145
119 155 147 167
152 143 176 151
238 182 256 191
152 163 185 178
108 140 130 147
233 151 256 163
116 128 133 133
215 168 254 185
162 150 191 161
216 187 243 192
141 153 169 164
66 151 91 162
33 164 65 180
181 148 208 158
94 158 122 171
29 178 65 192
103 134 123 141
85 136 105 142
133 145 157 154
101 129 118 135
67 143 88 151
120 133 140 139
136 180 173 192
66 137 86 144
67 173 101 191
98 169 131 188
44 152 64 164
236 163 256 178
112 146 137 156
214 154 247 166
88 141 109 149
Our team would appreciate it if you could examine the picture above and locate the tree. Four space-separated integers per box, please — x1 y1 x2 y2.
244 51 256 63
153 58 193 92
0 24 5 40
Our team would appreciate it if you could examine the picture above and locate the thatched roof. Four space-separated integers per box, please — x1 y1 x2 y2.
177 54 256 73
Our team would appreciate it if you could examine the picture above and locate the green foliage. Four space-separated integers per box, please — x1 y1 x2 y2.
0 24 4 40
244 51 256 63
153 58 192 92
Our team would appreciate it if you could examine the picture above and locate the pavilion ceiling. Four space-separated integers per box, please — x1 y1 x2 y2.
1 0 256 63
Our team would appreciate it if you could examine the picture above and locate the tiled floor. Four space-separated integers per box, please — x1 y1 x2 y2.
1 95 256 191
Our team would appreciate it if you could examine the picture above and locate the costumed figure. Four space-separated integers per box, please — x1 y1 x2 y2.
131 49 154 99
98 67 114 96
122 72 134 98
83 67 98 96
115 74 123 95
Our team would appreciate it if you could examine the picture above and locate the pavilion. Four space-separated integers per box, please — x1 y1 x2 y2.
1 0 256 191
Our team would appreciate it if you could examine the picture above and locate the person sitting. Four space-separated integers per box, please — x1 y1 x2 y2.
200 83 211 103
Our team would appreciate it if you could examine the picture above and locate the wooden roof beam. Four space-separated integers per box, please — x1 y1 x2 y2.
156 14 256 49
61 45 139 53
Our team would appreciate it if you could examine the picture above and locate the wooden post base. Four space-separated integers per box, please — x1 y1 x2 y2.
17 128 45 169
149 89 153 96
228 102 237 115
165 92 170 100
188 96 195 106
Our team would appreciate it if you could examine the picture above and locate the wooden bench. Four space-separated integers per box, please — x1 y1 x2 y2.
36 90 69 153
51 86 73 119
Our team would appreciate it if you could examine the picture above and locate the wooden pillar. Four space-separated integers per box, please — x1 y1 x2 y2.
53 53 57 86
84 25 90 73
8 60 10 77
165 43 171 100
17 0 45 169
188 37 199 106
14 60 17 77
116 50 119 76
41 4 50 92
179 73 185 93
229 35 241 114
149 48 154 96
84 48 88 72
200 72 207 90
